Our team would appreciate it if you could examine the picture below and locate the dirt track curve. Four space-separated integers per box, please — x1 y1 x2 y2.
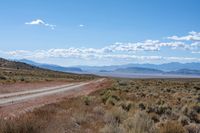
0 78 108 117
0 78 104 106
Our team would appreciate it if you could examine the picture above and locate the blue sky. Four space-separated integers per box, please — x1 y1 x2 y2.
0 0 200 66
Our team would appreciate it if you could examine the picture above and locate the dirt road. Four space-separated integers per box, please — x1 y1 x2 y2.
0 78 109 117
0 78 104 106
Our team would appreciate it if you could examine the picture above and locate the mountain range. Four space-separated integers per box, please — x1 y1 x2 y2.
18 59 200 76
18 59 83 73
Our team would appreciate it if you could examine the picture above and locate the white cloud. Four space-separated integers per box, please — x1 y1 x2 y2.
167 31 200 41
4 31 200 64
192 51 200 54
79 24 85 27
5 47 200 63
105 40 191 52
25 19 56 30
7 50 30 56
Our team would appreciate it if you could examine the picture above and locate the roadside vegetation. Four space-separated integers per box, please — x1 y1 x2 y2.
1 78 200 133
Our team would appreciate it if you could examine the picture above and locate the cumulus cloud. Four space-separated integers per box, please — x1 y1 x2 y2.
6 48 200 63
5 31 200 63
105 40 192 52
167 31 200 41
25 19 56 30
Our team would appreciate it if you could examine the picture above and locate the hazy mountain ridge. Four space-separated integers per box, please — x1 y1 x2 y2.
115 67 164 74
19 59 83 72
78 62 200 72
18 59 200 76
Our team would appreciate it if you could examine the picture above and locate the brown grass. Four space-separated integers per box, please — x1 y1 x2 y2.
1 78 200 132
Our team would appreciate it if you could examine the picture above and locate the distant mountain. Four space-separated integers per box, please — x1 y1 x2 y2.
18 59 83 73
115 67 200 75
143 62 200 71
0 58 38 70
168 69 200 75
17 59 200 76
115 67 164 74
79 62 200 72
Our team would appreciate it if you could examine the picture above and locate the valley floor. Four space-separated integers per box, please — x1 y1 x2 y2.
1 78 200 133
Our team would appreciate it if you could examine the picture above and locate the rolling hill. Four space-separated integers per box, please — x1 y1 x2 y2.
19 59 83 72
0 58 95 83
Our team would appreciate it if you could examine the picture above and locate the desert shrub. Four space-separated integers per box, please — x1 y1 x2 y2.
160 104 172 115
120 101 133 112
106 96 118 105
100 123 125 133
192 104 200 113
118 80 128 86
33 105 57 121
93 106 105 116
156 99 165 105
20 77 25 81
0 116 39 133
185 123 200 133
149 104 172 115
104 107 127 125
0 75 7 80
138 102 146 110
122 111 157 133
106 95 121 105
101 107 127 133
83 96 93 105
181 105 189 115
71 112 90 125
178 115 190 126
150 113 160 123
159 121 186 133
101 89 112 104
183 105 200 123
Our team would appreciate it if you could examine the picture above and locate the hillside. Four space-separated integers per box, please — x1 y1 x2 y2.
0 58 95 83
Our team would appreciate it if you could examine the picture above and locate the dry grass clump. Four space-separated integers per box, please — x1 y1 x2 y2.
103 107 127 125
100 124 125 133
0 115 39 133
71 112 91 126
100 107 127 133
0 104 57 133
93 106 105 116
123 111 157 133
159 121 186 133
185 123 200 133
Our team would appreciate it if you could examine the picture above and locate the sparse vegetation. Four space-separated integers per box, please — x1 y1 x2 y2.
0 58 96 84
1 78 200 132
